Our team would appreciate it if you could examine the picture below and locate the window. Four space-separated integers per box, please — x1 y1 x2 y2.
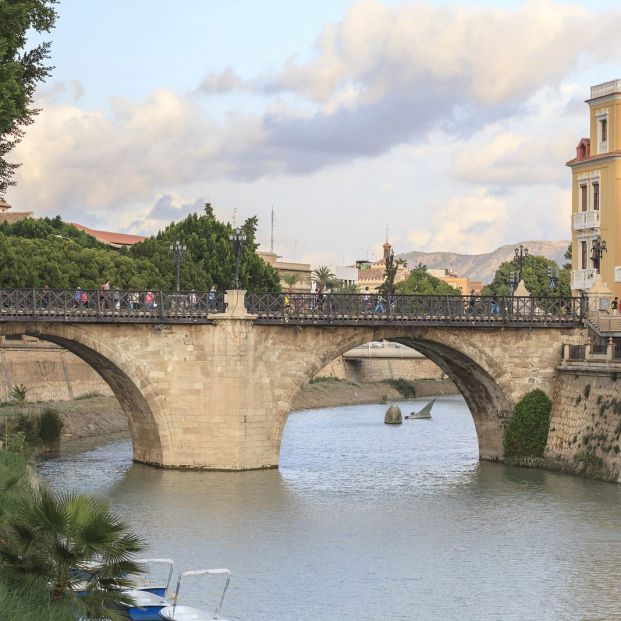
601 118 607 143
593 183 599 211
581 185 588 211
581 240 587 269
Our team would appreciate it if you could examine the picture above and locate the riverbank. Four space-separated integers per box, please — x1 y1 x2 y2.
0 379 458 443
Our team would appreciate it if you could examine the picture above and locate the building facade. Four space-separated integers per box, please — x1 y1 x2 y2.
568 79 621 297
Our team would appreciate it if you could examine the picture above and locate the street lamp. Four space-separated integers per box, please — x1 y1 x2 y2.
229 228 246 289
514 244 528 283
591 236 607 272
169 240 187 292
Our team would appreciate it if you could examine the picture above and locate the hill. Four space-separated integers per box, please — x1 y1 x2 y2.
398 240 569 285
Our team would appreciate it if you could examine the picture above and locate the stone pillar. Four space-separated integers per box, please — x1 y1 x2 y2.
607 337 614 362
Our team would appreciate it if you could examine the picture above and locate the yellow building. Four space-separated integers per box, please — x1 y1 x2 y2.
568 79 621 297
258 251 312 292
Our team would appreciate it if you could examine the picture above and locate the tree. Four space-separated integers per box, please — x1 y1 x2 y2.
311 266 336 293
1 0 58 197
280 273 299 292
0 490 143 620
378 249 406 297
563 243 572 271
482 255 570 297
395 264 461 295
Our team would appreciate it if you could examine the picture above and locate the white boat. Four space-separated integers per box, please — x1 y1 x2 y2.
122 558 175 620
159 568 232 621
404 398 435 420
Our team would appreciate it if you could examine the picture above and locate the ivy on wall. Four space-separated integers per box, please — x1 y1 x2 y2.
503 389 552 460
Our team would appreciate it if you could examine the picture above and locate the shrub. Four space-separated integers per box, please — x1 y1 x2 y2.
503 389 552 460
584 384 591 399
37 408 63 448
380 378 416 398
10 384 27 405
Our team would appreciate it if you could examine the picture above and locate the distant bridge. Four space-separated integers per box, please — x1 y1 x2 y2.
0 289 584 470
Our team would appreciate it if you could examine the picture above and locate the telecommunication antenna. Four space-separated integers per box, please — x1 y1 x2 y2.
270 206 274 253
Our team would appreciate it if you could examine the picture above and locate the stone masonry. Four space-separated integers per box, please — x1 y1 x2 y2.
0 313 582 470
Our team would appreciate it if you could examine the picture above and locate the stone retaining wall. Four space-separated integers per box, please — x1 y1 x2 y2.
546 365 621 482
0 341 112 401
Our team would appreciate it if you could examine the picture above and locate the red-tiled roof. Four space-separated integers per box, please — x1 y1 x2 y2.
0 212 33 224
72 223 146 247
567 149 621 166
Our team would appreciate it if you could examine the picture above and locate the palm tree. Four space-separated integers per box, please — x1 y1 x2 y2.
311 266 336 294
281 273 299 293
0 490 144 620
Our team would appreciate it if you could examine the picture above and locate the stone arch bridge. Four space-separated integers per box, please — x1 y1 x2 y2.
0 289 584 469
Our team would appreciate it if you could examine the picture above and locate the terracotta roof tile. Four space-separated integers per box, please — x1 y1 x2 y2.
72 223 146 247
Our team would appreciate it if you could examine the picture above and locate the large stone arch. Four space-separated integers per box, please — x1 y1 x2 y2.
0 322 171 465
267 325 575 466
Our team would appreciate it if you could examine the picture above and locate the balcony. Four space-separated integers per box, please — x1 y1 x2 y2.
590 80 621 98
571 269 597 291
572 210 600 231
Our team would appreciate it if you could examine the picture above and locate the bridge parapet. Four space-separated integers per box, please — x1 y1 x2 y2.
0 288 225 323
246 292 585 328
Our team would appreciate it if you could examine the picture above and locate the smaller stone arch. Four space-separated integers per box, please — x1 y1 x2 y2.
0 323 169 466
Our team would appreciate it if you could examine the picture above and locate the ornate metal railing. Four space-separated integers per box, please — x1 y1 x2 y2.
0 289 586 327
0 289 225 323
246 293 586 327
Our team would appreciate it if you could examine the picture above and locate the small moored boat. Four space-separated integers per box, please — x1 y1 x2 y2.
122 558 175 620
159 568 232 621
404 398 435 420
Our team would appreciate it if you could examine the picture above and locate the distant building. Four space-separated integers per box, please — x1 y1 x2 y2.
427 268 482 295
0 200 33 225
357 242 409 292
71 223 146 249
331 265 358 289
567 79 621 296
258 251 312 292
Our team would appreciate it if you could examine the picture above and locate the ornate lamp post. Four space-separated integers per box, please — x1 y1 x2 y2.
169 240 187 292
514 244 528 284
591 236 607 272
229 228 246 289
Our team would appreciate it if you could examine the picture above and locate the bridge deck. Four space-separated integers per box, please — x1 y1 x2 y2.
0 289 584 327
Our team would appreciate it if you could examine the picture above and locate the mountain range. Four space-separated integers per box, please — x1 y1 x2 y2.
397 240 570 285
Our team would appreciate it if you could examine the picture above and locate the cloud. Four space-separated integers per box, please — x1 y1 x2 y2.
450 132 576 186
413 190 510 254
195 67 247 95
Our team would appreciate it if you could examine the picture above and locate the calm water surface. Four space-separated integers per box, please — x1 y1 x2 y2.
38 395 621 620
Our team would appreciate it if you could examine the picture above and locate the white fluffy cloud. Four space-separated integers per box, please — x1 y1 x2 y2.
7 0 615 257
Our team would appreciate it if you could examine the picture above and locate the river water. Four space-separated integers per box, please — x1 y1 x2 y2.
38 395 621 621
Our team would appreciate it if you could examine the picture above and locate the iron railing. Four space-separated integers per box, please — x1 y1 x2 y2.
0 289 225 323
0 289 586 327
246 293 585 327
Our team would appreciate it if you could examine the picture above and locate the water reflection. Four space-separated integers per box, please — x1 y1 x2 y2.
39 395 621 621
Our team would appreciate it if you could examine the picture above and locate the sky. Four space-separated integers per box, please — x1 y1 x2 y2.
7 0 621 265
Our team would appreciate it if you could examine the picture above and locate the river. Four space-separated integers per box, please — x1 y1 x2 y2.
38 395 621 621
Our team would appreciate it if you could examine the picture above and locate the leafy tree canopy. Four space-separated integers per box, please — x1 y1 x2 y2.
1 0 58 196
395 264 461 295
0 210 281 291
482 254 570 297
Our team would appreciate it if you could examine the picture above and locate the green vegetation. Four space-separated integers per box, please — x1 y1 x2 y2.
311 266 336 293
380 378 417 398
503 389 552 460
395 264 461 295
0 0 58 197
10 383 27 405
482 255 570 297
37 408 63 448
583 384 591 399
75 390 103 400
0 207 280 291
309 375 351 385
0 436 143 619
